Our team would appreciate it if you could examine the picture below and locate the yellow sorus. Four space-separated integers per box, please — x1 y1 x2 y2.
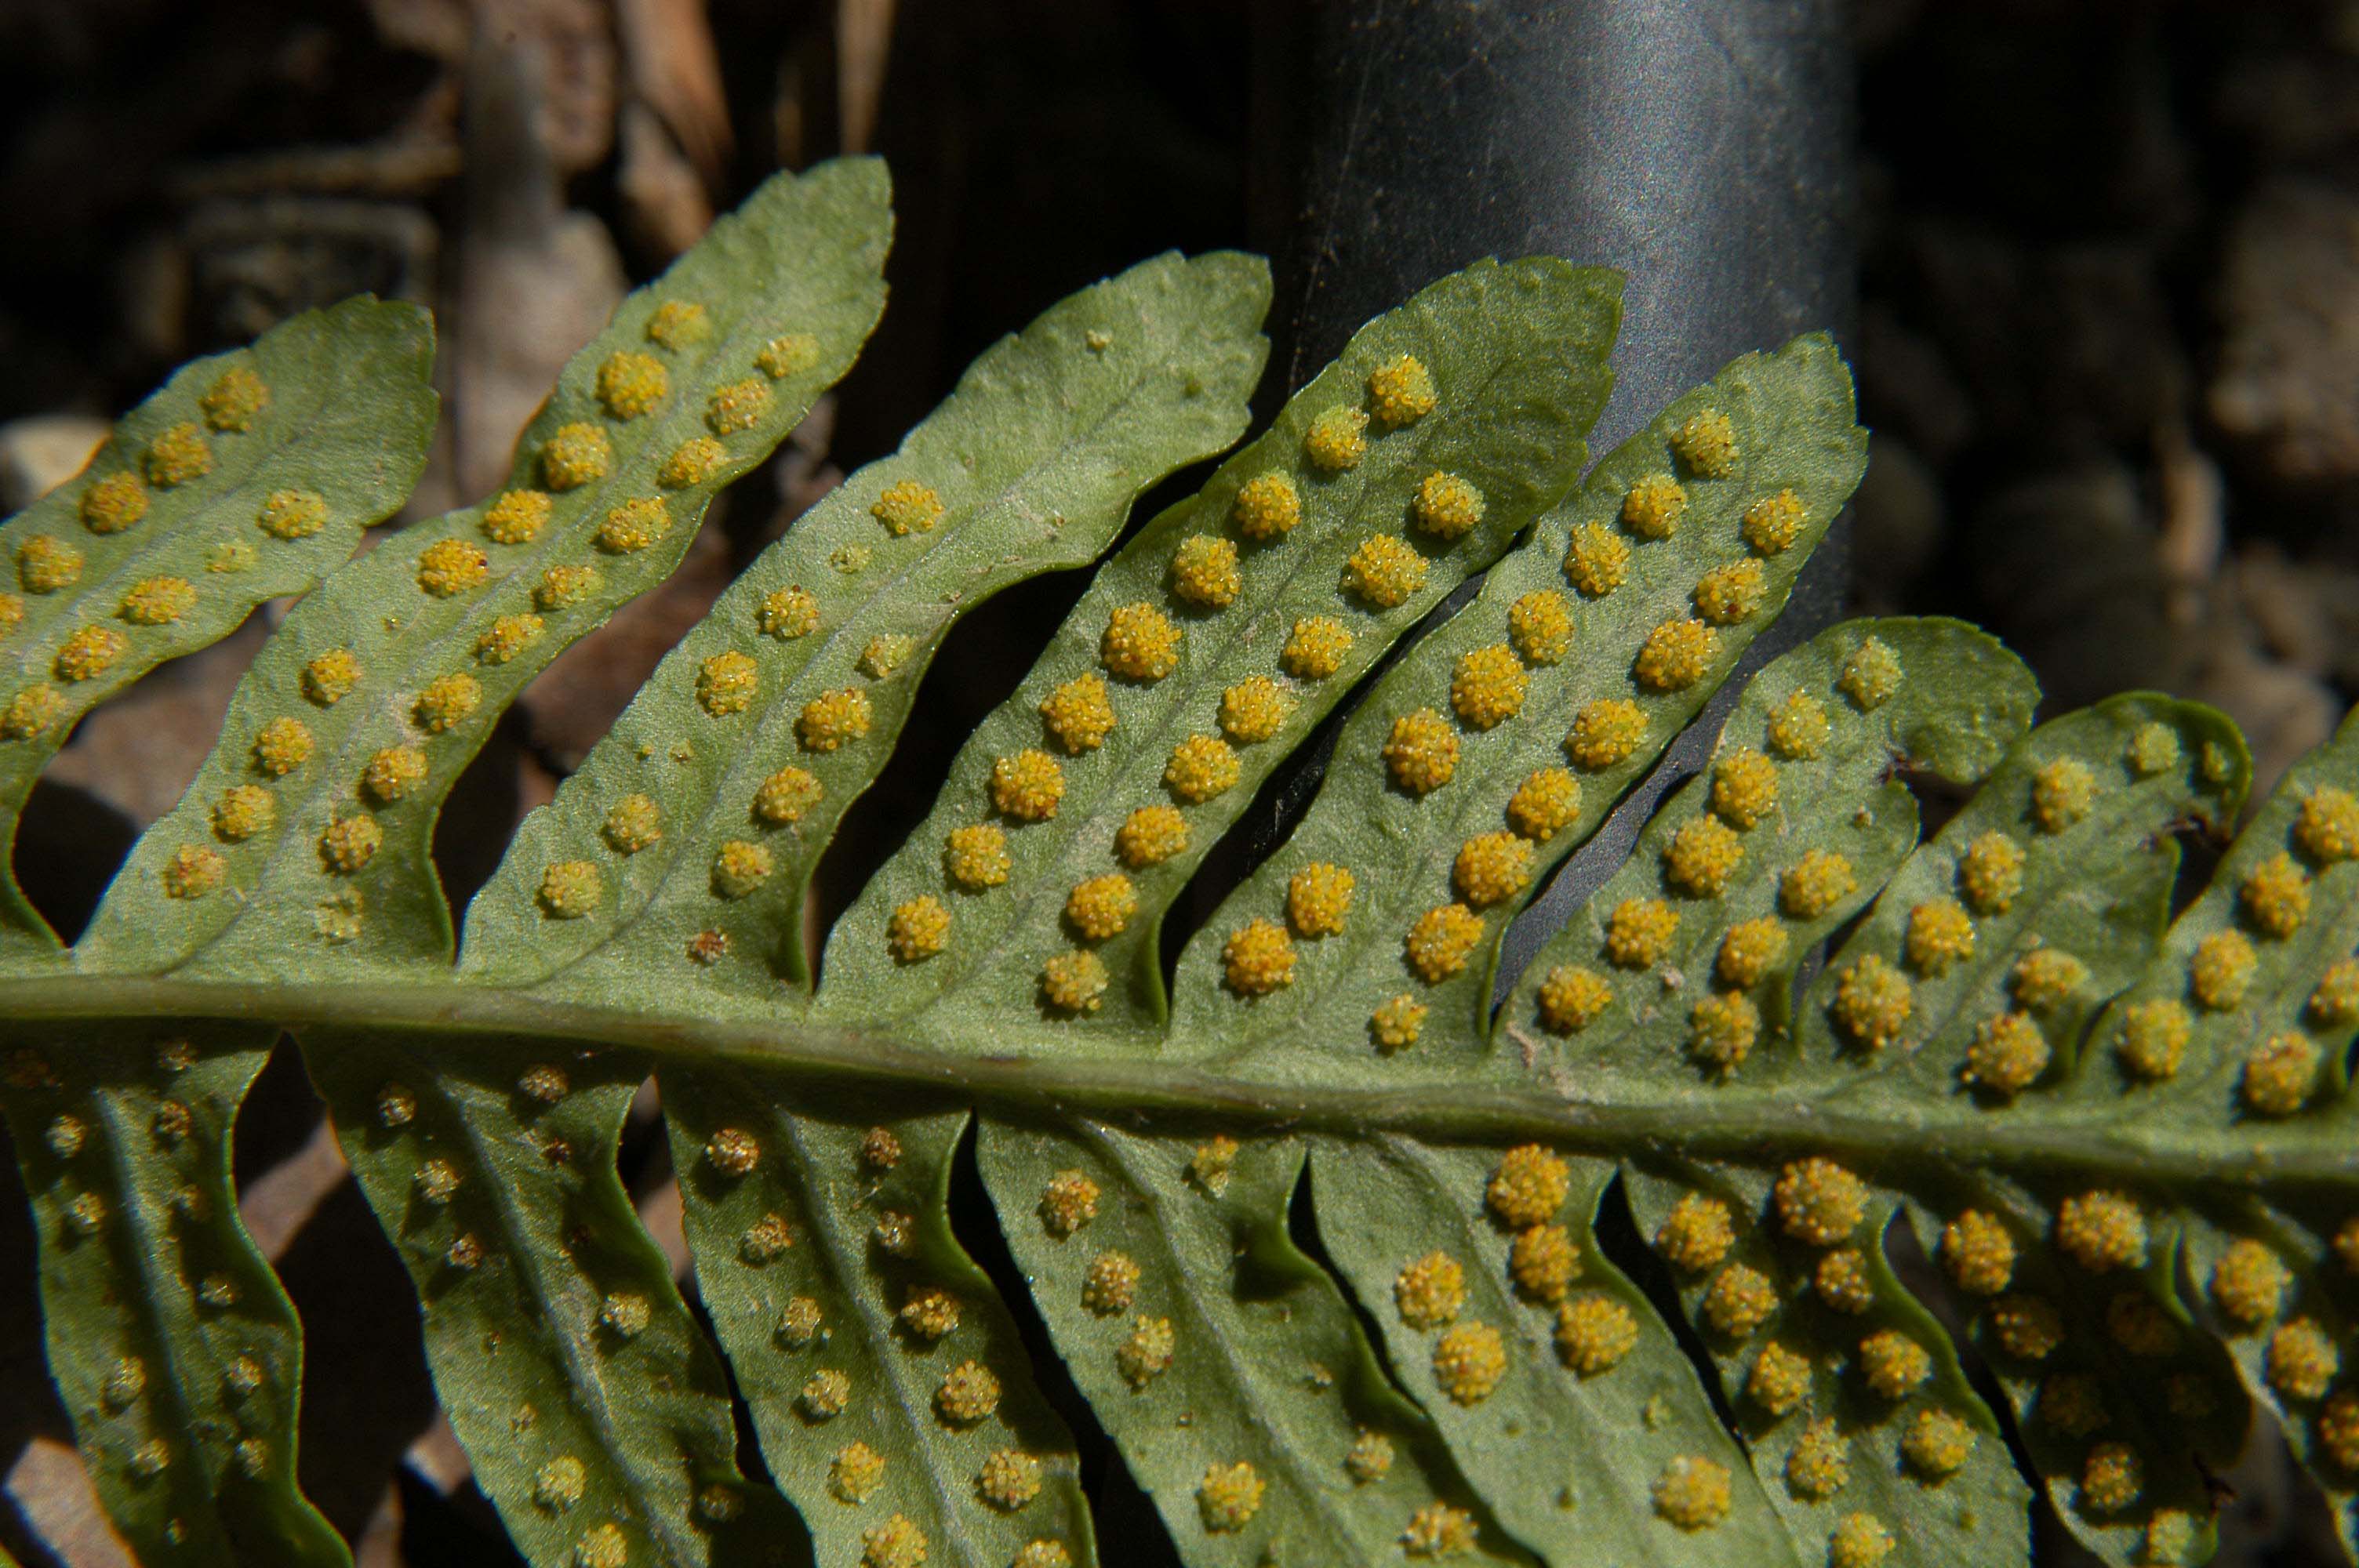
1165 733 1240 803
1783 1417 1850 1500
254 490 329 545
478 489 551 546
2055 1189 2147 1272
977 1449 1042 1512
597 793 661 851
800 1369 851 1418
1488 1144 1571 1227
1383 708 1459 794
1964 1011 2049 1096
598 496 671 554
1765 690 1830 761
2106 1290 2179 1357
1773 1158 1867 1246
2080 1442 2143 1515
1288 862 1355 937
1747 1341 1812 1417
1954 829 2026 915
695 651 759 716
756 586 819 639
1371 993 1428 1051
1083 1251 1140 1314
252 716 314 775
1703 1264 1779 1338
775 1296 824 1347
2009 948 2087 1011
1905 898 1976 976
1401 1502 1478 1559
830 1442 887 1503
1189 1135 1240 1194
1656 1193 1736 1273
1507 768 1581 841
1450 643 1527 730
1196 1461 1266 1533
1282 613 1354 679
706 378 774 435
1858 1329 1932 1399
2241 851 2310 937
1503 593 1575 673
1305 405 1370 471
594 350 668 419
1432 1322 1507 1404
1781 848 1857 918
362 746 429 804
16 535 82 593
1973 1296 2063 1368
2110 997 2189 1082
2295 786 2359 863
1405 902 1485 982
704 1127 762 1178
660 435 725 488
536 860 602 918
861 1515 928 1568
145 422 213 487
1412 472 1484 539
210 785 274 843
1366 354 1437 426
944 822 1011 887
1563 521 1631 598
1635 618 1717 691
1219 675 1292 743
540 423 612 489
2268 1317 2340 1400
413 673 482 733
118 576 195 626
1171 535 1241 607
2030 757 2099 834
518 1062 570 1104
899 1286 961 1342
161 844 228 899
1065 874 1136 941
1899 1409 1976 1479
1939 1210 2016 1296
1619 474 1687 539
798 688 874 753
859 633 914 679
1743 489 1805 554
1041 949 1107 1014
1115 804 1187 868
1455 831 1535 907
2243 1031 2320 1117
1651 1455 1732 1532
54 625 126 681
1040 673 1116 752
1692 560 1768 626
1510 1225 1580 1302
646 300 710 347
1011 1544 1071 1568
1344 533 1429 608
752 767 821 824
1605 896 1680 968
1702 750 1777 832
1117 1316 1176 1388
1715 916 1789 989
1828 1515 1895 1568
888 896 951 961
535 564 600 610
2189 929 2257 1010
4 684 69 739
1101 601 1183 681
0 593 19 635
1813 1248 1875 1314
1664 815 1744 896
1346 1429 1397 1486
1537 964 1613 1033
474 614 544 665
1566 697 1647 769
2127 720 2182 777
1394 1251 1467 1329
1670 410 1738 477
1836 637 1901 710
576 1523 631 1568
1557 1294 1638 1376
710 839 775 898
935 1359 1003 1425
1688 991 1760 1072
80 472 147 534
413 1158 463 1205
2317 1392 2359 1472
2311 957 2359 1026
1230 472 1299 539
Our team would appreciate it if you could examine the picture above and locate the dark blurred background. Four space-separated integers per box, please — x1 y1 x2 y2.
0 1 2352 1562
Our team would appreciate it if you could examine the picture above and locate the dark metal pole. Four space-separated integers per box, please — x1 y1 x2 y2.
1252 0 1857 996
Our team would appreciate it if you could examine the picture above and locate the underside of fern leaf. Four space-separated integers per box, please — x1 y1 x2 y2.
3 156 2357 1568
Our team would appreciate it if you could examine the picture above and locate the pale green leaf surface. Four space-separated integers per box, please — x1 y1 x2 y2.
819 260 1621 1049
656 1084 1093 1568
0 1025 345 1568
0 297 435 961
1308 1140 1801 1566
1173 336 1870 1068
977 1118 1527 1566
76 158 891 981
457 250 1270 1004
